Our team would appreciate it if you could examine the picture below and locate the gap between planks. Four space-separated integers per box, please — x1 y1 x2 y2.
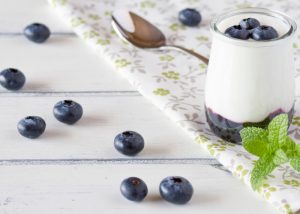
0 91 141 97
0 90 205 97
0 32 75 36
0 158 231 173
0 158 230 173
0 158 220 166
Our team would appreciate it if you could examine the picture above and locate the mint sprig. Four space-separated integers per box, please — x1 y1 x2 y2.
240 114 300 190
240 127 268 157
250 153 276 190
291 157 300 171
296 144 300 155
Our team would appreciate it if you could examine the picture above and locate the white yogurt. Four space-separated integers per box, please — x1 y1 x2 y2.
205 11 296 123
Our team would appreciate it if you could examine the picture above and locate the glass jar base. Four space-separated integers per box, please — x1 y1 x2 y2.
205 106 294 144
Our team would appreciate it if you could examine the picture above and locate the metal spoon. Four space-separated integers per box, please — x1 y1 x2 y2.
112 10 209 65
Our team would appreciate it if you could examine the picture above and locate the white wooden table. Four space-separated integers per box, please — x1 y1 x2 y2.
0 1 278 213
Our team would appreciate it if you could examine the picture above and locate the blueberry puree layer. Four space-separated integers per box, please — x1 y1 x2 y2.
205 106 294 144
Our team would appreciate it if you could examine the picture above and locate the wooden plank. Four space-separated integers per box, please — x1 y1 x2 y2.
0 96 210 159
0 37 134 92
0 164 276 214
0 0 71 33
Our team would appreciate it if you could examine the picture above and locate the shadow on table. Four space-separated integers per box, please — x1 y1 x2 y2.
42 129 68 140
77 115 105 126
22 82 49 91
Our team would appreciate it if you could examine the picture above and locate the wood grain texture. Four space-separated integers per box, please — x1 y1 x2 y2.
0 96 210 160
0 164 276 214
0 37 134 92
0 0 72 33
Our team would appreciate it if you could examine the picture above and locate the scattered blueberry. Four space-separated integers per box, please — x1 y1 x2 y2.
114 131 144 156
0 68 26 91
178 8 201 27
53 100 83 125
251 25 279 40
225 25 250 40
24 23 51 43
120 177 148 202
159 176 194 205
17 116 46 139
239 18 260 30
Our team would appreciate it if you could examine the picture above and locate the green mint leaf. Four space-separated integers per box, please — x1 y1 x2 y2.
240 127 268 157
273 149 289 165
267 114 288 149
296 144 300 156
242 114 298 190
251 153 276 190
290 157 300 172
282 136 297 159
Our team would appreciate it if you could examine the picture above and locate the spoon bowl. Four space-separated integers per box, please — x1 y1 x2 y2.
112 11 166 48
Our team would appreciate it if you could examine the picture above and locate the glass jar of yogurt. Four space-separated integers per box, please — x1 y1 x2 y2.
205 8 297 143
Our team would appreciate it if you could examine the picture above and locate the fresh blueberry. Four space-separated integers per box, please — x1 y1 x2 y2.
0 68 26 91
114 131 144 156
251 25 279 41
225 25 250 40
159 176 194 205
17 116 46 139
24 23 51 43
239 18 260 30
178 8 201 27
120 177 148 202
53 100 83 125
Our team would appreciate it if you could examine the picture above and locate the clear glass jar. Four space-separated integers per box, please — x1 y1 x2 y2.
205 8 297 143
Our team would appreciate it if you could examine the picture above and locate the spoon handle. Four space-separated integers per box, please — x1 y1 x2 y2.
162 45 209 65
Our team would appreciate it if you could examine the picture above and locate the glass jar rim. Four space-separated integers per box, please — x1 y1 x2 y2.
211 7 297 44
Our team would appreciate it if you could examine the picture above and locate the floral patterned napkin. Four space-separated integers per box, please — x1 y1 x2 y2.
49 0 300 213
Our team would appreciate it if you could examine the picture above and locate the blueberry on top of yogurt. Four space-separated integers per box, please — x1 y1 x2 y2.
224 18 278 41
251 25 279 40
225 25 250 40
239 18 260 30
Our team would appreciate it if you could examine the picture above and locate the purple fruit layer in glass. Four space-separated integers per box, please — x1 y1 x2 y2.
205 106 294 144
